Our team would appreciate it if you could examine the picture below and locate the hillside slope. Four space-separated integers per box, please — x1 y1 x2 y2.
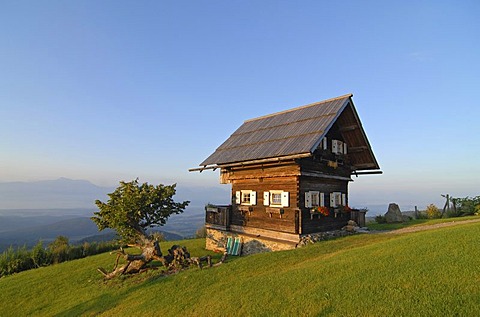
1 222 479 316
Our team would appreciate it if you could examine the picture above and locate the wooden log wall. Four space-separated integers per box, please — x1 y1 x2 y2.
299 175 350 234
225 162 300 234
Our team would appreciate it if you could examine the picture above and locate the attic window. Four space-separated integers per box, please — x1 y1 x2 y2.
332 140 347 155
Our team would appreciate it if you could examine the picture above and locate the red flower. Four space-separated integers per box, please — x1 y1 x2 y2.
313 206 330 216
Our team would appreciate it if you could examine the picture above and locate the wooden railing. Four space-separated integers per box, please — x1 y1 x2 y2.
205 205 231 229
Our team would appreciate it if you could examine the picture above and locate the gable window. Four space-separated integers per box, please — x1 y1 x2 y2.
264 190 289 207
332 140 347 155
236 190 256 205
305 191 325 208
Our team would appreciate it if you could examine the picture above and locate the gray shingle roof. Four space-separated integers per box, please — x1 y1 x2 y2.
200 94 353 166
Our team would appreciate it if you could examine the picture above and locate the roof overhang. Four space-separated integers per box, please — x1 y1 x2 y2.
189 152 312 173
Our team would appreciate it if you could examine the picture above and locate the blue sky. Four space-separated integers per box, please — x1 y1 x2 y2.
1 1 479 209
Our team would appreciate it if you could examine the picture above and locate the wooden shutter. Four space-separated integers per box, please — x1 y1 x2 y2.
281 191 289 207
320 192 325 207
322 137 328 150
343 143 347 154
332 140 338 154
330 193 335 207
263 192 270 206
342 193 346 206
251 191 257 205
305 192 312 208
235 191 241 204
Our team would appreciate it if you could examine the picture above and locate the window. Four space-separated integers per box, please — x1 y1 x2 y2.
332 140 347 155
264 190 289 207
311 192 319 206
271 192 282 205
236 190 256 205
330 192 343 208
305 191 325 208
242 192 251 204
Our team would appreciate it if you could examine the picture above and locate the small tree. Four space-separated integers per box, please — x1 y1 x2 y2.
426 204 441 219
31 241 50 268
91 179 190 279
49 236 70 264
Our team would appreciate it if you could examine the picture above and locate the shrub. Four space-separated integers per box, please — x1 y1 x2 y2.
416 212 428 219
48 236 70 264
195 225 207 238
375 215 387 224
426 204 441 219
0 238 121 277
455 196 480 216
0 245 35 277
31 241 51 268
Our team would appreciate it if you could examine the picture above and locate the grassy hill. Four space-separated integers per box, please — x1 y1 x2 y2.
1 220 479 316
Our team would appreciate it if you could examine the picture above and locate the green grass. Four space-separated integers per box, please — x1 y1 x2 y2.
1 221 480 316
367 214 480 230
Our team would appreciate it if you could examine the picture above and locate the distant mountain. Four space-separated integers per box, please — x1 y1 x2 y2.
77 229 183 244
0 178 113 209
0 217 111 250
0 177 230 211
0 215 190 252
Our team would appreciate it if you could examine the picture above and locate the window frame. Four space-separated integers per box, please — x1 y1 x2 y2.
269 190 283 207
305 191 325 208
238 190 256 206
330 192 343 208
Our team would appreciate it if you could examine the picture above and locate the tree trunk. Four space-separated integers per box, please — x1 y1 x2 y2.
98 236 165 279
97 235 217 280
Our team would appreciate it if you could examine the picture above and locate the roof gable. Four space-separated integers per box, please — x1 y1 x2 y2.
199 94 379 170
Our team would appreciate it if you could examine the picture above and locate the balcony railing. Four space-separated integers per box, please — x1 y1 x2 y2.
205 205 231 229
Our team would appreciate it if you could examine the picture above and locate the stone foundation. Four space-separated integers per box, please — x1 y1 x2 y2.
206 224 366 255
206 227 297 255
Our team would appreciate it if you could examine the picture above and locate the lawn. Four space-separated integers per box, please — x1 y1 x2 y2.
1 220 479 316
367 214 480 230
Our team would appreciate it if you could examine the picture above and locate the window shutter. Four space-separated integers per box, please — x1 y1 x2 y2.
330 193 335 207
235 191 241 204
332 140 337 153
305 192 312 208
322 137 328 150
251 191 257 205
281 191 289 207
263 192 270 206
343 143 347 154
320 192 325 207
342 193 346 206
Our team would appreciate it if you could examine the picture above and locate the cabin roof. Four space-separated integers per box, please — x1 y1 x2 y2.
199 93 380 171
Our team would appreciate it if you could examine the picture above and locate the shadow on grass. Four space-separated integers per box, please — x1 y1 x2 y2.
54 293 121 317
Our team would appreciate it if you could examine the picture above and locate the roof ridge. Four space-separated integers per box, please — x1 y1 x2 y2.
244 93 353 123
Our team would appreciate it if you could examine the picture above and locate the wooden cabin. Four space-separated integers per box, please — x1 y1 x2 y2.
190 94 381 254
